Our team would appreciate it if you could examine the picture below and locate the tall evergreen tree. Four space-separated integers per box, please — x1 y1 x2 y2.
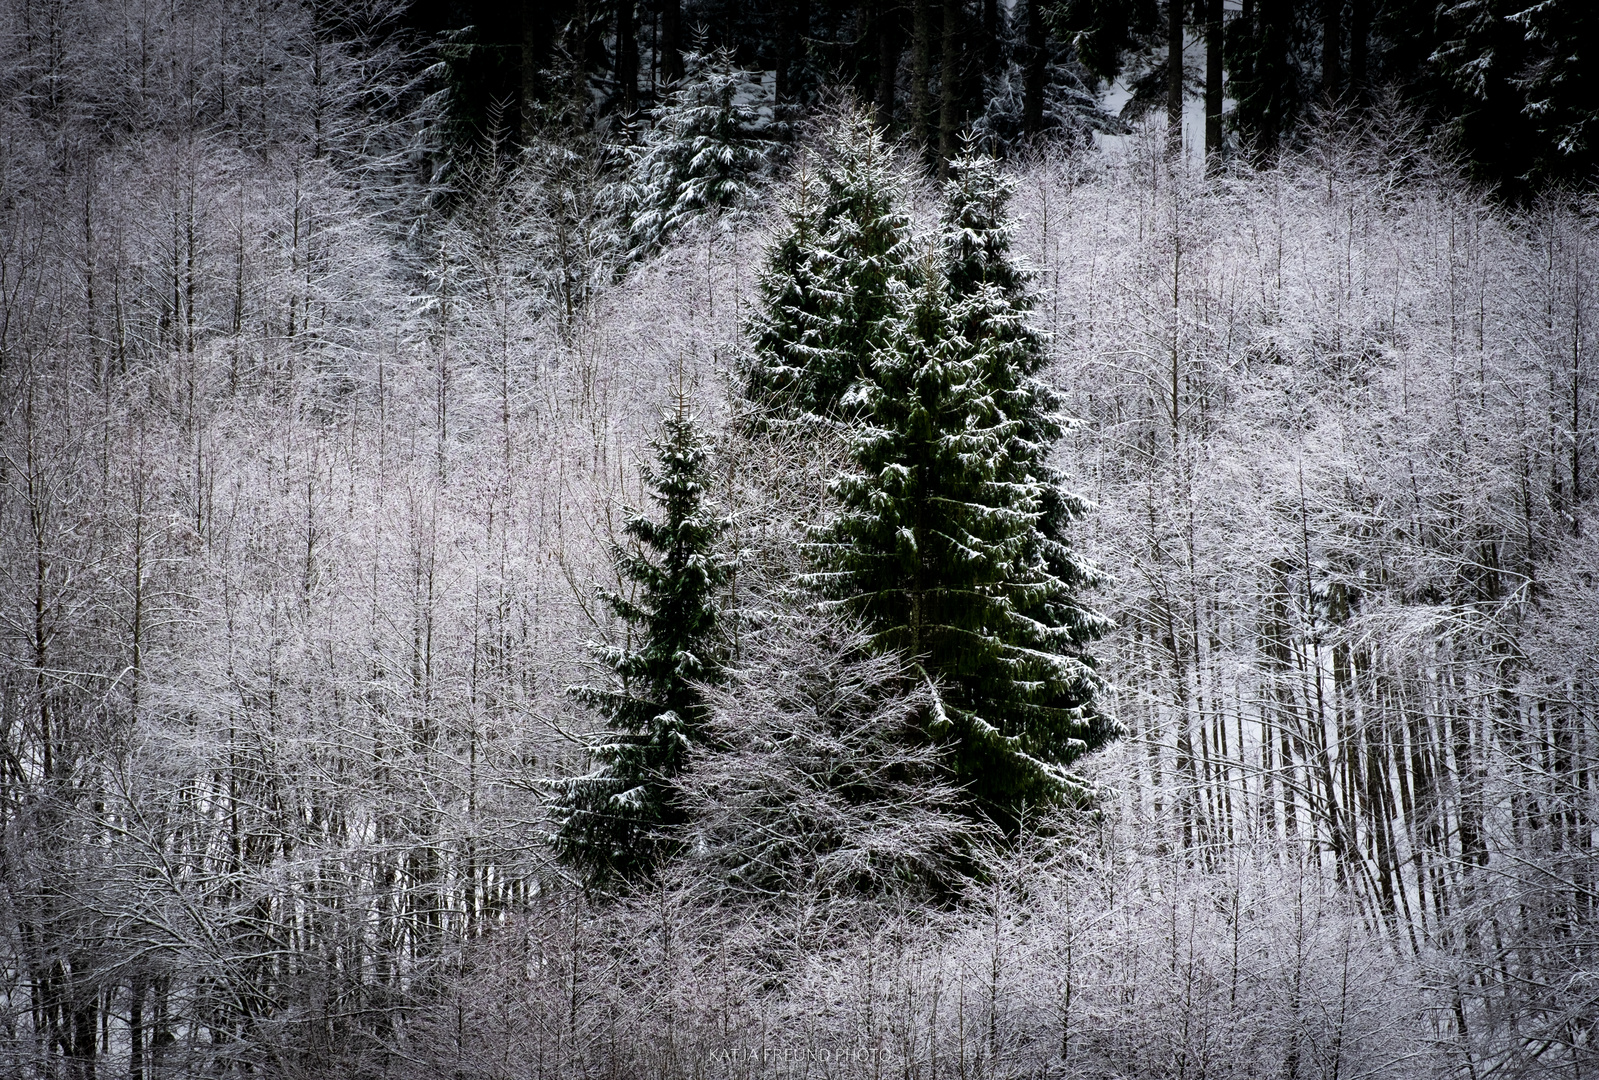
550 402 728 885
941 147 1110 725
745 109 917 420
812 151 1113 827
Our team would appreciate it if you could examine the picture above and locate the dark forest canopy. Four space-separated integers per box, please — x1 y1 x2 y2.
411 0 1595 194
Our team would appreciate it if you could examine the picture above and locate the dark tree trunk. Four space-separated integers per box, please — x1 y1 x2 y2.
521 0 554 142
776 0 810 103
977 1 1000 154
1167 0 1184 156
856 5 874 105
912 0 933 146
150 977 173 1077
1349 0 1369 101
776 0 793 101
1206 0 1223 162
983 0 999 75
938 0 961 171
1260 0 1297 156
1320 0 1343 100
69 995 96 1080
1023 0 1046 135
661 0 683 83
128 977 143 1080
618 1 638 113
876 0 901 127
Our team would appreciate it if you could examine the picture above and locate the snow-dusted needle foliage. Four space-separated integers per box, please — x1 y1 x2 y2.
614 48 779 262
814 275 1104 826
939 143 1115 756
744 109 917 420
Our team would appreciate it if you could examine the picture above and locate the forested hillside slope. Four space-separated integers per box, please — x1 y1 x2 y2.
0 2 1593 1078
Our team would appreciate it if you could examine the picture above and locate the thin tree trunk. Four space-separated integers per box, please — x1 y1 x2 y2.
617 0 638 113
150 977 172 1077
1570 241 1585 513
876 0 900 127
1166 0 1184 157
661 0 683 83
1205 0 1223 163
983 0 999 75
912 0 933 147
776 0 794 102
1023 0 1045 135
938 0 960 172
69 995 96 1080
128 977 144 1080
1320 0 1342 101
1348 0 1368 100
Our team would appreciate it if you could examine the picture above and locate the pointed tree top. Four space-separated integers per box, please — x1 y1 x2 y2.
942 137 1026 298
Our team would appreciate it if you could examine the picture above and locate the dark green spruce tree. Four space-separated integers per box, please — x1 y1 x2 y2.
745 109 917 420
550 402 728 885
945 148 1115 788
741 165 831 419
942 146 1109 681
814 146 1112 830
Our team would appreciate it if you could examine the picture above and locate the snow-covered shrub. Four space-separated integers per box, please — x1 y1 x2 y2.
679 611 991 905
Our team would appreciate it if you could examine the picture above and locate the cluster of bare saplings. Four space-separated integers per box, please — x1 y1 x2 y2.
0 1 1593 1077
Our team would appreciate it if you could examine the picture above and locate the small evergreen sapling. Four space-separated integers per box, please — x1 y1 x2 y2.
550 402 729 885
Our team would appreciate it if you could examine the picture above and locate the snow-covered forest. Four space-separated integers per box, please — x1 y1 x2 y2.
0 1 1594 1077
